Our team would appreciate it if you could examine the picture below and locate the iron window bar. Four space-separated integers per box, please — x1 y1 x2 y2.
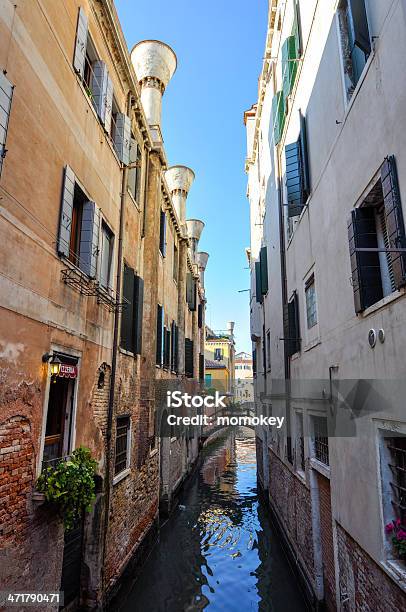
355 248 406 253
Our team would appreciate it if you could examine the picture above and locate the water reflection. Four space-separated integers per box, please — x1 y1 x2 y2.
113 430 306 612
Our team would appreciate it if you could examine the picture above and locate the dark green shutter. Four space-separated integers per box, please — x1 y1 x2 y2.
174 324 179 372
159 210 166 256
133 275 144 354
198 303 203 328
199 353 204 382
282 36 298 100
348 0 371 56
252 348 257 377
381 156 406 290
347 208 383 313
285 141 303 217
255 261 263 303
260 246 268 295
156 304 163 365
185 338 194 378
287 292 301 356
121 264 134 351
299 111 310 200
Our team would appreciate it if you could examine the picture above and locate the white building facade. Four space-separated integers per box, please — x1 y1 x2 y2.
246 1 406 610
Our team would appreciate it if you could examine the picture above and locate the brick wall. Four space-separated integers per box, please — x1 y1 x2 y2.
268 449 315 580
317 473 336 611
336 523 406 611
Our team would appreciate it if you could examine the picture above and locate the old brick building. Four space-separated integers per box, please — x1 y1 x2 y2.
0 0 208 608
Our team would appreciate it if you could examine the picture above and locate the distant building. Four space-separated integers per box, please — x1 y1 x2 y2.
205 322 235 395
234 351 254 404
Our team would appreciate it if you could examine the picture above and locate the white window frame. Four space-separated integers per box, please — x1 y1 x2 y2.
113 415 132 485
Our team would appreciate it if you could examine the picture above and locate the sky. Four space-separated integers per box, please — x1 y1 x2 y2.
115 0 268 352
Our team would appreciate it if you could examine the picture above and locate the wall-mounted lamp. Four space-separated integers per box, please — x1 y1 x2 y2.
42 353 62 379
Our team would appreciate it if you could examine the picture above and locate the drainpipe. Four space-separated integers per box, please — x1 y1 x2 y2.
101 90 131 595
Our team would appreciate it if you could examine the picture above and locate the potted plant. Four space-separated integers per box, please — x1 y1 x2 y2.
36 446 97 531
385 519 406 561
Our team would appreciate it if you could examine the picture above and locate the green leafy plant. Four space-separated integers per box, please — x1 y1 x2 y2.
37 446 97 531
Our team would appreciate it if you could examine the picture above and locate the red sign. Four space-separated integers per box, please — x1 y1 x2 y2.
59 363 78 379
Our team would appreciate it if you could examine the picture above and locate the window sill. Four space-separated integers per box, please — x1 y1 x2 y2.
303 338 321 353
119 348 136 358
380 560 406 594
149 448 158 458
309 457 330 479
113 467 131 486
127 189 140 211
360 288 405 318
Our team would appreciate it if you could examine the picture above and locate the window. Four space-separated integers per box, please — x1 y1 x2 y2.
338 0 371 99
285 111 310 218
348 157 406 313
109 96 120 142
156 304 164 366
159 209 166 256
214 348 223 361
198 303 203 328
252 347 257 377
186 272 196 310
173 242 179 282
312 416 329 466
266 331 271 370
285 291 301 357
305 275 317 329
100 222 114 289
114 416 131 476
57 166 100 278
205 373 212 388
128 136 142 202
163 326 171 368
295 412 305 473
170 321 178 372
0 72 13 179
199 353 205 382
386 437 406 525
120 265 144 354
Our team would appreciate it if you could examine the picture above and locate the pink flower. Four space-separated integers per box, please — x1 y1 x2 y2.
396 518 402 527
385 522 394 534
396 530 406 540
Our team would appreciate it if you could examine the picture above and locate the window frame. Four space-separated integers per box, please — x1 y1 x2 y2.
99 220 114 290
113 415 131 483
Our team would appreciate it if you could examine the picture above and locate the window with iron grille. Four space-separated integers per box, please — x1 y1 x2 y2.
387 436 406 524
312 416 329 466
305 275 317 329
114 416 130 476
296 412 305 472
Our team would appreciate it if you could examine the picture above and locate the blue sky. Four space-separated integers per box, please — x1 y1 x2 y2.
115 0 267 352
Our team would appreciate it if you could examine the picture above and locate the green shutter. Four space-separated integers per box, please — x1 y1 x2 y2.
121 264 135 352
272 91 285 145
282 36 299 101
134 275 144 354
255 261 263 303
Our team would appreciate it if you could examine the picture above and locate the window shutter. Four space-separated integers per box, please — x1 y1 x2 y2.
114 113 131 165
190 278 197 311
134 275 144 354
293 0 303 58
347 207 383 313
199 354 205 382
252 348 257 377
73 7 88 78
165 328 171 367
91 61 109 123
79 201 100 278
255 261 263 303
348 0 371 56
159 210 166 256
287 292 301 356
198 303 203 328
185 339 194 378
381 156 406 289
299 111 310 199
170 321 175 369
272 91 285 145
104 75 114 134
121 264 134 352
156 305 164 365
285 141 303 217
282 36 298 100
58 166 75 257
174 323 179 372
0 72 13 178
260 246 268 295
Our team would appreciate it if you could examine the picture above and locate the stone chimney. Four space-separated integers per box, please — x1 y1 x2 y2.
131 40 177 141
186 219 205 262
165 166 195 225
227 321 235 339
196 251 209 286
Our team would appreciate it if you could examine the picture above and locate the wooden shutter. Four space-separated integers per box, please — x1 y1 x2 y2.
133 275 144 354
156 305 164 365
185 339 194 378
104 75 114 134
255 261 263 303
198 303 203 328
170 321 176 369
121 264 134 352
293 0 303 58
73 7 88 77
282 36 298 100
174 324 179 372
285 291 301 357
159 210 166 256
0 72 13 178
190 278 197 311
252 348 257 377
58 166 76 257
186 272 193 307
347 207 383 312
79 201 99 278
348 0 371 56
114 113 131 165
91 61 109 122
260 246 268 295
272 91 285 145
299 111 310 200
199 354 205 382
285 141 303 217
381 156 406 289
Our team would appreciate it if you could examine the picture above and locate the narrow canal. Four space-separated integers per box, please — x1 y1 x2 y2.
112 431 307 611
